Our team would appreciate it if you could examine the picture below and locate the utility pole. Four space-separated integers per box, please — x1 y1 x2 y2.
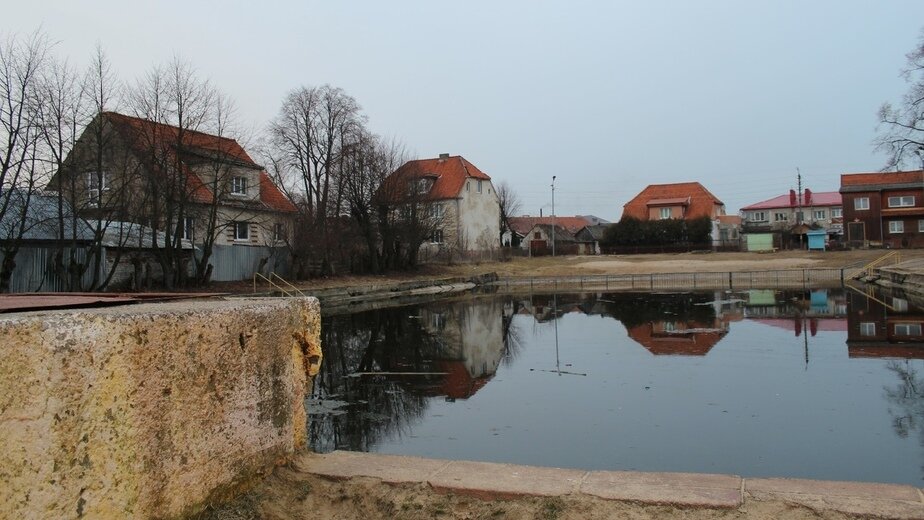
551 176 556 257
797 168 804 250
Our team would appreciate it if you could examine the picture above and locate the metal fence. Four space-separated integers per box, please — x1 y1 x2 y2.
8 245 102 293
200 245 290 282
492 268 861 292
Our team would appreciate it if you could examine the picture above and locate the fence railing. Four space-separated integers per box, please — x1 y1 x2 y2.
492 268 858 291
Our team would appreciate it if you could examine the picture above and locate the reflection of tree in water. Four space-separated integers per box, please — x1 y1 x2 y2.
310 296 515 453
884 360 924 478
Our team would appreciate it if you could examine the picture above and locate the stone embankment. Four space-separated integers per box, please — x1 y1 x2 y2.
873 258 924 295
0 297 320 519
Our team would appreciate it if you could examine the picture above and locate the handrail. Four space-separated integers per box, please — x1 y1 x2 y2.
253 272 306 297
859 251 902 278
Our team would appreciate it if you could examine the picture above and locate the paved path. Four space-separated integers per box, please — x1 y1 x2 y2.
296 451 924 519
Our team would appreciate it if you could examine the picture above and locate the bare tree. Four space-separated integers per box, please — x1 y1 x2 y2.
877 27 924 169
268 84 365 275
0 31 48 292
496 180 521 247
128 58 218 288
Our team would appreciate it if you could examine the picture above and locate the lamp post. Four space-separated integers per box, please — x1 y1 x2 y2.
551 176 556 257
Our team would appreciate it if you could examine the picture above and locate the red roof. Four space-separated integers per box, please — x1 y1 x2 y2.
742 191 841 210
382 155 491 201
622 182 724 220
716 215 742 225
508 216 593 235
104 112 296 213
840 170 924 188
626 322 726 356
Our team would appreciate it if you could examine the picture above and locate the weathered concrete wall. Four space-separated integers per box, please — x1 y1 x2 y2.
0 297 320 520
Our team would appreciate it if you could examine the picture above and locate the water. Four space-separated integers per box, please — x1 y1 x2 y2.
309 288 924 485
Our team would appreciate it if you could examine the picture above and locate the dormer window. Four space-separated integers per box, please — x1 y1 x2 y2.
231 176 247 195
87 171 111 202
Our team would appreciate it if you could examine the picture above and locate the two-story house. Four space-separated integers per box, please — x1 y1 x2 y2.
383 154 500 258
840 170 924 248
740 189 843 248
50 112 297 281
621 182 726 241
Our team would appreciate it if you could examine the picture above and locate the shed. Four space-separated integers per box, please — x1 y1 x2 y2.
745 233 774 252
807 229 827 251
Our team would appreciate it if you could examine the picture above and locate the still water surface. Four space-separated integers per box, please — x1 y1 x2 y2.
309 288 924 485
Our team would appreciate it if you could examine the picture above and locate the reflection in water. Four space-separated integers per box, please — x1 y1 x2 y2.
310 288 924 485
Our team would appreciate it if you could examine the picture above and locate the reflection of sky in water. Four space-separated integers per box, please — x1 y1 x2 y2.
311 289 924 485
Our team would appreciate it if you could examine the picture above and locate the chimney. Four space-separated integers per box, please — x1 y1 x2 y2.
789 189 796 207
804 189 812 206
438 153 450 160
540 208 543 217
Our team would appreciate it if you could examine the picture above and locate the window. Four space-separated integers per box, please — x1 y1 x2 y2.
273 223 286 241
774 212 788 222
750 211 767 222
230 176 247 195
893 298 909 312
919 219 924 232
477 180 483 193
430 203 444 219
430 229 444 244
182 217 194 241
659 207 672 220
431 312 446 330
87 171 111 200
466 181 470 192
888 195 915 208
895 323 922 336
854 197 869 210
831 208 842 218
860 322 876 336
889 220 904 233
813 210 826 220
233 221 250 240
534 231 541 239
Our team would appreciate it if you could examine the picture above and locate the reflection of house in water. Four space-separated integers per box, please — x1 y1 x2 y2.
847 290 924 359
745 289 848 336
415 298 505 400
626 298 743 356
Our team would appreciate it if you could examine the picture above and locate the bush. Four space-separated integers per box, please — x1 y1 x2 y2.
601 216 713 247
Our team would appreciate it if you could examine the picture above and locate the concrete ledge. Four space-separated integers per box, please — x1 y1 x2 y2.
297 451 924 518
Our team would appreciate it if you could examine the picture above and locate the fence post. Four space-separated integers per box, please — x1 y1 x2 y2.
650 273 654 290
606 275 609 289
840 268 844 286
802 269 806 290
729 272 733 290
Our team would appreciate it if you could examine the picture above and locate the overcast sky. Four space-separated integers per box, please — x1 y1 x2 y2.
5 1 924 220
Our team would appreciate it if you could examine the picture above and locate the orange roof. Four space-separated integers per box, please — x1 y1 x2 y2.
508 216 592 235
840 170 924 189
382 155 491 201
622 182 724 220
626 322 726 356
104 112 296 213
716 215 742 225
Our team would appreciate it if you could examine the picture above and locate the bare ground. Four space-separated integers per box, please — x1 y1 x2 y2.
197 470 861 520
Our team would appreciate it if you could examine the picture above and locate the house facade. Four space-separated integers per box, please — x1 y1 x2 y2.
621 182 726 241
506 215 595 249
385 154 500 258
50 112 297 281
840 170 924 248
741 189 842 233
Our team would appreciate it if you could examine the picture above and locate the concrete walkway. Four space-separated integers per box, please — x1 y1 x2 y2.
296 451 924 519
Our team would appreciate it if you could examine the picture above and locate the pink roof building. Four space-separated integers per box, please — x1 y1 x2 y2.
740 189 842 233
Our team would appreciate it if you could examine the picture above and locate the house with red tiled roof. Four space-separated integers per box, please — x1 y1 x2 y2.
839 170 924 248
621 182 726 241
49 112 297 281
383 154 500 257
741 190 842 233
505 215 597 250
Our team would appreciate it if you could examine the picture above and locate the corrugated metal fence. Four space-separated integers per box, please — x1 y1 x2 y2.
493 268 860 292
8 246 102 293
199 245 290 282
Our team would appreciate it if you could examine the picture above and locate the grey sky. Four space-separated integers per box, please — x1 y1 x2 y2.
5 1 924 220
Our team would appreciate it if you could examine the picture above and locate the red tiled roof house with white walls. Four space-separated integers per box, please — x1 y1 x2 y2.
383 154 501 259
741 190 843 236
49 112 297 281
621 182 727 241
840 170 924 248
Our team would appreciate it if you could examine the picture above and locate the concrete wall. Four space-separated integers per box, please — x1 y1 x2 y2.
0 297 320 520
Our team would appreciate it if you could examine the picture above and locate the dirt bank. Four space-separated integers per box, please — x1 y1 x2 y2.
197 470 860 520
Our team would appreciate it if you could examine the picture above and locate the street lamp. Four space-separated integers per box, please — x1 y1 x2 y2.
551 176 556 257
